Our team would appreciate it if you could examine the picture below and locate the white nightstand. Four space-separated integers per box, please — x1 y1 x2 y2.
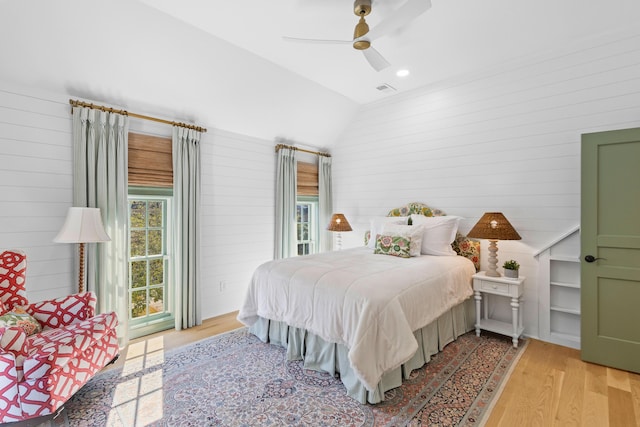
473 271 525 348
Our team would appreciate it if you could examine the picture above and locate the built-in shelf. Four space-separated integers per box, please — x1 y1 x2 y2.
550 305 581 315
550 331 580 343
550 281 580 289
536 226 581 350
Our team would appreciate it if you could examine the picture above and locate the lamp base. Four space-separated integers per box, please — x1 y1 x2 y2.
78 242 86 293
486 239 501 277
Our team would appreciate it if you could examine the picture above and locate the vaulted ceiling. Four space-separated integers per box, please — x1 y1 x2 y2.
1 0 639 147
140 0 640 103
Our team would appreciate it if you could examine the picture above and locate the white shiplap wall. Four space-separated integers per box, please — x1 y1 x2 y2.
332 30 640 339
4 28 640 341
0 84 275 320
202 128 275 316
0 85 75 303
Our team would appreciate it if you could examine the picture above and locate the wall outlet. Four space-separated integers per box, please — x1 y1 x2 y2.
219 281 227 292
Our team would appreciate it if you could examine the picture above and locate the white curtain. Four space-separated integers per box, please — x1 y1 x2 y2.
318 156 333 252
72 106 130 348
275 147 297 259
172 127 201 330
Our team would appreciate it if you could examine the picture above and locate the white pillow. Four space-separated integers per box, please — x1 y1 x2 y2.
367 216 408 248
410 215 461 256
382 223 424 257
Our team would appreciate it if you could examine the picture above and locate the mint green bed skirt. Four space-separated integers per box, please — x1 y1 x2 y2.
249 297 476 404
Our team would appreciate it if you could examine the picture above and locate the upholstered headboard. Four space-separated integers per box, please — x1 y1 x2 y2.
366 202 480 270
386 201 446 218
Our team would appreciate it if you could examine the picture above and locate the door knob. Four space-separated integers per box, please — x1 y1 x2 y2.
584 255 606 263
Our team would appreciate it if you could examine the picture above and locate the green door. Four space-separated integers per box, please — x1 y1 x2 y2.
581 127 640 373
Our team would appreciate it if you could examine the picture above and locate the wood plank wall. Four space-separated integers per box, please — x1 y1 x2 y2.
0 84 275 319
331 30 640 340
202 128 275 315
4 28 640 335
0 85 74 303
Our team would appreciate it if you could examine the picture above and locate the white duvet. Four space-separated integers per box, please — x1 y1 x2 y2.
237 247 476 391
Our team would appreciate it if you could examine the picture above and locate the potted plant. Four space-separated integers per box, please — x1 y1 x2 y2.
503 260 520 279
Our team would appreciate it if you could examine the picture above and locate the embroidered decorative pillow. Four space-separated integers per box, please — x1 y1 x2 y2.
0 306 42 336
374 234 411 258
382 223 424 257
452 233 481 271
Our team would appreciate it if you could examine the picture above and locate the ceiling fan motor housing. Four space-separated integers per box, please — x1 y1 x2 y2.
353 0 372 17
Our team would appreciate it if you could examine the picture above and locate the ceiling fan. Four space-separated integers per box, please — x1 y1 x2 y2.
283 0 432 72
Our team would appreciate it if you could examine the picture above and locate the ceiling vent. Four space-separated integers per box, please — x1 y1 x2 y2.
376 83 397 92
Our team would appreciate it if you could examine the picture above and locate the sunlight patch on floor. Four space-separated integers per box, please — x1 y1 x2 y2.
122 336 166 375
109 336 166 425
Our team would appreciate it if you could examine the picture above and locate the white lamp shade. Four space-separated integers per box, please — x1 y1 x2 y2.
54 207 111 243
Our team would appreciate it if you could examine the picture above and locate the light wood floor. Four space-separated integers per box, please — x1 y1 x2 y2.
112 312 640 426
485 339 640 427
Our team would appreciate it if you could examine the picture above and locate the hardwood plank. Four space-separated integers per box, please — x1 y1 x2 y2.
483 340 535 425
608 386 638 427
545 368 566 426
487 339 640 427
485 340 562 427
607 366 632 392
582 390 609 427
553 357 585 426
585 362 609 395
525 341 565 427
630 376 640 424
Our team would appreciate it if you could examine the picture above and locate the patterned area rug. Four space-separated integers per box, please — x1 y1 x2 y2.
50 328 524 426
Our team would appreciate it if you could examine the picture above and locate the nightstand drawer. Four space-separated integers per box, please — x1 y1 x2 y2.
477 279 510 295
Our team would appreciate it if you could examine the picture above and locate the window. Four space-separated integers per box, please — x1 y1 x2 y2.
296 197 318 256
128 189 174 338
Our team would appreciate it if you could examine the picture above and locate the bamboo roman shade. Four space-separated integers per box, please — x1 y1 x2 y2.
297 161 318 196
128 132 172 187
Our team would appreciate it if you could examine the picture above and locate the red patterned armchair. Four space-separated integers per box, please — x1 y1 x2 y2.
0 249 119 423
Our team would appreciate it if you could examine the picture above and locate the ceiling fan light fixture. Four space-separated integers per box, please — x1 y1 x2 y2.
353 16 370 50
353 39 371 50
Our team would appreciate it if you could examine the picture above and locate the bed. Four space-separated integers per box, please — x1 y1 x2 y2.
237 202 480 404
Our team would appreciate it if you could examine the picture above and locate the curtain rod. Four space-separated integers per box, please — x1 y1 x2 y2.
69 99 207 133
275 143 331 157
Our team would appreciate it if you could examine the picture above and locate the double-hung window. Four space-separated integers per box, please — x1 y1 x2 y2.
296 196 318 256
128 189 174 338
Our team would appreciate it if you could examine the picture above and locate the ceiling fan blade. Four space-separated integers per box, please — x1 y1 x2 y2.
362 47 390 72
282 36 351 45
364 0 432 41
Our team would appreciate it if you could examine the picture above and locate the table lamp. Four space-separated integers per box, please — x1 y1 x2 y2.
467 212 521 277
54 207 111 293
327 213 352 250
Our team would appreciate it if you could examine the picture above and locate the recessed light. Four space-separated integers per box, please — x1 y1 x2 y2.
396 69 410 77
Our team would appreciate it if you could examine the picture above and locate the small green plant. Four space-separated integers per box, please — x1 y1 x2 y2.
503 260 520 270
